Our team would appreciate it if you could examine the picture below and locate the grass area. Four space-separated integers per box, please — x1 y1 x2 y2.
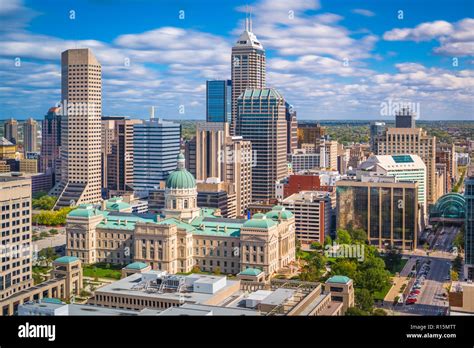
389 258 408 275
83 263 122 280
33 265 51 274
373 283 392 301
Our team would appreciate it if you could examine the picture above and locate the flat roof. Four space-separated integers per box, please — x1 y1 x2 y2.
95 272 239 303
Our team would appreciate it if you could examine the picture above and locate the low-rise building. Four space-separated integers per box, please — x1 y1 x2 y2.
282 192 332 245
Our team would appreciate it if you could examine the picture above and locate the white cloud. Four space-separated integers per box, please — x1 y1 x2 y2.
384 18 474 56
352 9 375 17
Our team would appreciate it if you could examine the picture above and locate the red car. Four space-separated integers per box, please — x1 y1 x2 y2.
406 298 417 304
410 290 421 295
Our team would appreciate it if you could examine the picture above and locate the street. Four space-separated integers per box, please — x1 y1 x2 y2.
386 224 460 316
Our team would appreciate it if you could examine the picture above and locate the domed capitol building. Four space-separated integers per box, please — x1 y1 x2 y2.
65 154 296 277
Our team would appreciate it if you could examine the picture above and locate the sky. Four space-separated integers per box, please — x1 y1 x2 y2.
0 0 473 121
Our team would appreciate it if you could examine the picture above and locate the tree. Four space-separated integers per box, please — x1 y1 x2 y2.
452 255 463 273
345 307 369 316
355 288 374 312
330 259 358 280
384 246 402 274
213 267 221 275
191 265 200 273
450 270 459 281
310 242 322 250
336 229 352 245
453 230 464 252
350 228 367 243
324 235 332 246
373 308 388 316
38 247 58 267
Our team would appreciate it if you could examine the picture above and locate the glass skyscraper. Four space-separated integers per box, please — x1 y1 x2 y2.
133 119 181 195
206 80 232 123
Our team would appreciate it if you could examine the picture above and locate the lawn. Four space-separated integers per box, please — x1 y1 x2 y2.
389 258 408 275
373 283 392 301
83 263 122 280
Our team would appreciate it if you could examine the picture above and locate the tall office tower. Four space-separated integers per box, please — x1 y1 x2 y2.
374 116 437 205
224 136 252 216
184 137 197 178
52 48 102 209
196 122 228 180
101 116 141 196
101 116 119 191
282 191 332 245
133 118 181 196
395 108 416 128
0 175 33 300
236 88 287 202
319 137 338 170
297 123 326 147
22 118 37 154
436 143 457 194
40 107 62 183
3 118 18 145
369 121 385 153
195 122 252 216
231 17 265 134
465 165 474 280
206 80 232 123
285 102 298 154
336 174 419 250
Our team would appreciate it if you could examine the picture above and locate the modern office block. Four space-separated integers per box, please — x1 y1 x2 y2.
22 118 37 154
236 88 287 202
0 174 33 301
133 118 181 195
206 80 232 123
336 175 419 250
51 48 103 208
231 18 266 134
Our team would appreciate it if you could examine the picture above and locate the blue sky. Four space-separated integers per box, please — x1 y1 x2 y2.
0 0 473 120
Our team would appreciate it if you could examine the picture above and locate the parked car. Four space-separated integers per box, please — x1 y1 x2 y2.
406 298 417 304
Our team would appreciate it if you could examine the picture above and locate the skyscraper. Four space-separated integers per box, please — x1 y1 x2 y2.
0 174 33 300
40 107 62 182
285 102 298 154
195 122 252 216
133 118 181 195
102 117 142 196
236 88 287 202
51 48 102 208
374 111 437 204
231 17 265 134
206 80 232 123
464 165 474 280
3 118 18 145
369 121 385 153
22 118 37 154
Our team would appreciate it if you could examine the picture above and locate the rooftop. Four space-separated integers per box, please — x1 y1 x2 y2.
54 256 79 264
326 275 351 284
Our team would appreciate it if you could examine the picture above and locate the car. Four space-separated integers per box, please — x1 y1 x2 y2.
410 290 421 295
406 298 417 304
413 285 422 290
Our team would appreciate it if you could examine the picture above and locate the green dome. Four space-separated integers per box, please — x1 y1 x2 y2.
166 153 196 189
166 168 196 189
68 205 101 218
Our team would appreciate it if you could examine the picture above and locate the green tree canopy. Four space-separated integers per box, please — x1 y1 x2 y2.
336 229 352 245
